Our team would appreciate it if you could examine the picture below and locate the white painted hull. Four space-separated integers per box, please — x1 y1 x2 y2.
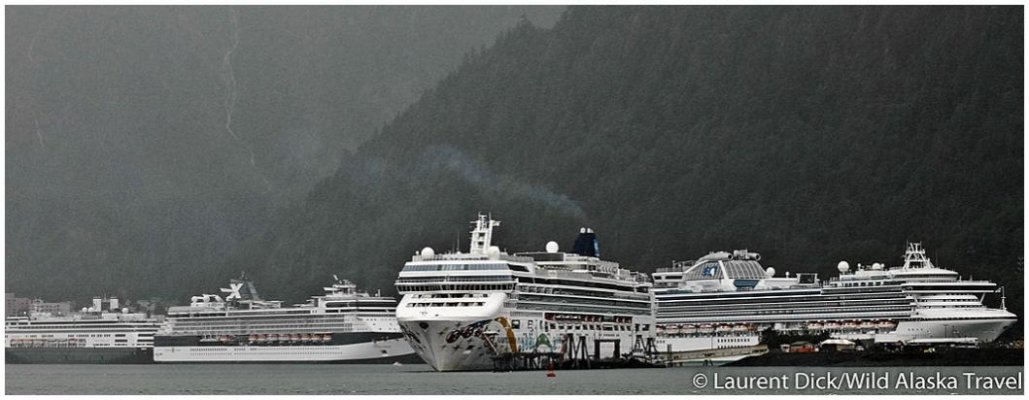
875 317 1017 344
153 338 414 363
399 319 503 371
655 334 760 353
398 304 652 372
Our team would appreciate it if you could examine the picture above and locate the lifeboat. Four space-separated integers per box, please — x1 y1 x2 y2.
715 324 732 333
807 322 823 330
248 334 258 343
842 321 859 330
655 325 666 335
291 333 302 343
268 334 280 343
824 322 841 330
859 321 877 329
682 325 698 335
665 325 681 335
322 334 333 342
878 320 897 330
733 324 749 332
698 324 715 334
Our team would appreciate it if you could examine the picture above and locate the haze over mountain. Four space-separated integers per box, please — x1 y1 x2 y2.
220 6 1023 332
6 6 565 301
6 6 1022 337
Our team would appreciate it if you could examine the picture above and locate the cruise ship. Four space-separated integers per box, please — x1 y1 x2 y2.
6 297 161 364
652 243 1016 363
153 275 417 363
394 214 655 372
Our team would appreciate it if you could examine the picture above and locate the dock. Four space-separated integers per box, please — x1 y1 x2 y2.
491 334 665 371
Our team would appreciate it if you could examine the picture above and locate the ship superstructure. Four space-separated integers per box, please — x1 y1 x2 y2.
153 275 416 363
394 214 655 372
5 297 161 364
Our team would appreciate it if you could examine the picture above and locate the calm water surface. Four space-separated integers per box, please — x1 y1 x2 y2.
5 364 1024 395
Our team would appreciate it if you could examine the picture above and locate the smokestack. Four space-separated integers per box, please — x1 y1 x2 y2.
92 297 102 312
572 228 600 257
109 297 119 311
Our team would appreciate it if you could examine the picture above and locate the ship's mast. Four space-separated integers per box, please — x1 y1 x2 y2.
901 242 936 269
469 213 500 255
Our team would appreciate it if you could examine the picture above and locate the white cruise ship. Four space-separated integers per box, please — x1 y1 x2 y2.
6 297 161 364
153 275 417 363
652 243 1016 363
394 214 655 372
846 242 1016 344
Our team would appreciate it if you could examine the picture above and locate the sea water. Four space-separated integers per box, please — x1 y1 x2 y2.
5 364 1024 395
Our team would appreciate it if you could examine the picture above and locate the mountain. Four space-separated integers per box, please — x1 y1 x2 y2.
223 6 1023 333
5 6 566 302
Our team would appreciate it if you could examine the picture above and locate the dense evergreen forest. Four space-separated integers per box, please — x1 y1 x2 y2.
219 6 1022 334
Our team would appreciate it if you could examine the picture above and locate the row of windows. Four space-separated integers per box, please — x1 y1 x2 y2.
401 263 509 272
405 302 486 307
658 306 913 320
409 293 490 299
518 294 651 310
515 277 647 293
543 323 636 332
661 304 913 316
520 284 649 301
7 325 158 330
657 298 913 313
518 302 652 316
401 284 514 292
324 301 396 308
174 322 355 330
510 318 649 333
397 275 512 284
658 290 903 305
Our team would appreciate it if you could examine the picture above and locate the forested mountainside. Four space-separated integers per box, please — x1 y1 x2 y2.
6 6 565 303
223 6 1022 329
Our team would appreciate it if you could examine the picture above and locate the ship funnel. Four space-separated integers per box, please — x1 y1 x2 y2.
92 297 102 312
572 228 600 257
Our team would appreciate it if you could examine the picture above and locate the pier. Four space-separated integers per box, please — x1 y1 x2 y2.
491 334 664 371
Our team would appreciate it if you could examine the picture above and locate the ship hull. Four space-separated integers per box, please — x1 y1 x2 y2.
153 335 416 363
398 319 507 372
876 317 1017 344
5 347 154 364
399 313 650 372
